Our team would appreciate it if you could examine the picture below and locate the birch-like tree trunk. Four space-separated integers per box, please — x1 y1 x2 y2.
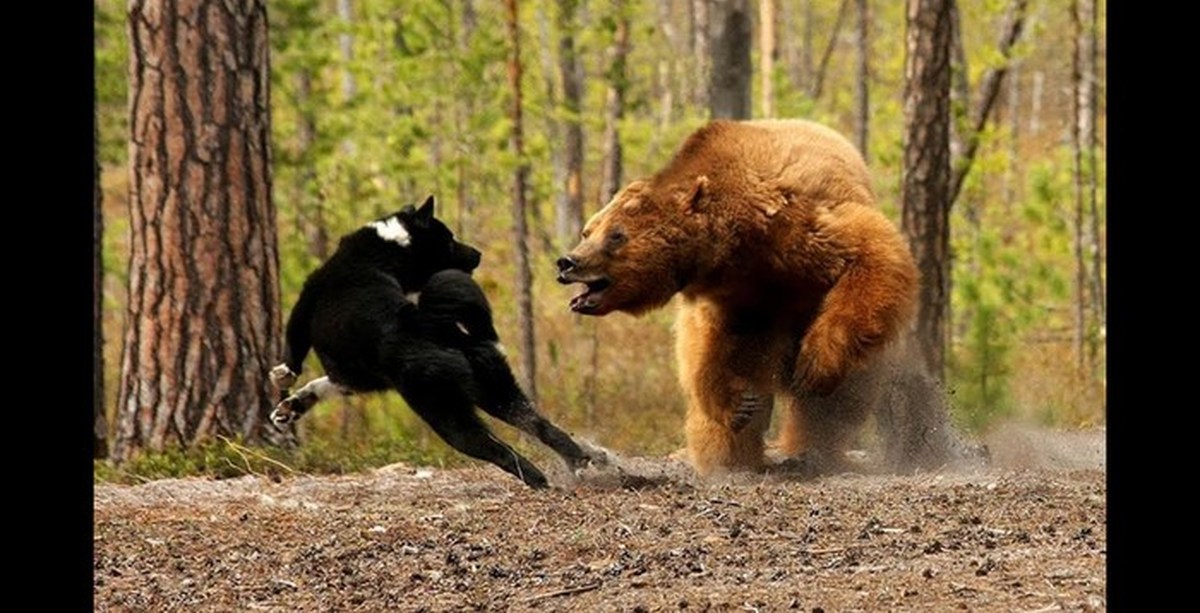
1071 0 1086 372
116 0 291 460
506 0 537 402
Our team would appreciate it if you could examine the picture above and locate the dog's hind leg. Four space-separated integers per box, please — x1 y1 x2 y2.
270 377 353 425
395 348 550 488
410 403 550 489
464 344 607 472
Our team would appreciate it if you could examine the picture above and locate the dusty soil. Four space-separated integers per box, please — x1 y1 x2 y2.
94 424 1106 612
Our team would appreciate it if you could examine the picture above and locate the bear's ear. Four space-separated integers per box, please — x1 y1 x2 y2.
416 195 436 220
679 175 709 215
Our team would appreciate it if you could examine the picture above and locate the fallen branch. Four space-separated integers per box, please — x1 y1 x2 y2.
522 581 602 603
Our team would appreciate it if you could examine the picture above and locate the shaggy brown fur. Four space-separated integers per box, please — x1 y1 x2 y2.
558 119 919 476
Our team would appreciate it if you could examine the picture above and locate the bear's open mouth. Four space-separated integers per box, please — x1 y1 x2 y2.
569 278 612 313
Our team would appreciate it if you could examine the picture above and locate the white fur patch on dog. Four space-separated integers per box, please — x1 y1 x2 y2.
405 292 421 305
297 376 347 400
367 217 412 246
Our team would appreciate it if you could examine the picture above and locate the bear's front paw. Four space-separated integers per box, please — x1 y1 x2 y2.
270 397 301 425
269 364 298 391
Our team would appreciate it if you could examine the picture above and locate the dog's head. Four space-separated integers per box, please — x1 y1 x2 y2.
364 195 482 290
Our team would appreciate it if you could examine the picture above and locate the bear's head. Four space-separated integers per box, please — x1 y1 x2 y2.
556 177 710 316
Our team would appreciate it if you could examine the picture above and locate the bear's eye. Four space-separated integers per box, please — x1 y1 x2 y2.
606 229 627 249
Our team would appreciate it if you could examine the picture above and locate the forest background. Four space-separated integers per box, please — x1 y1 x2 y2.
93 0 1105 478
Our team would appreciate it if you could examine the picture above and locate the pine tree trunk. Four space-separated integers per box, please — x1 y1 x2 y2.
760 0 776 118
116 0 290 460
710 0 752 119
556 0 585 249
900 0 954 379
600 1 630 203
506 0 537 402
95 102 108 460
854 0 870 159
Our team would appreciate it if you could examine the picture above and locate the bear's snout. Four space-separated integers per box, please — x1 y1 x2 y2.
555 256 577 282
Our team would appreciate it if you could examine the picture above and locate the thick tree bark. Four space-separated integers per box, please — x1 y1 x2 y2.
116 0 291 460
710 0 752 119
760 0 776 118
900 0 954 379
854 0 870 159
506 0 537 402
600 1 630 203
95 102 108 460
556 0 585 249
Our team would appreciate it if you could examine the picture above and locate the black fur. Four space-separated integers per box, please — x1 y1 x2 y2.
270 197 602 488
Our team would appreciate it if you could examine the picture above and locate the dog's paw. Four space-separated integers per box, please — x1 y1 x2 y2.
269 364 298 390
270 397 300 425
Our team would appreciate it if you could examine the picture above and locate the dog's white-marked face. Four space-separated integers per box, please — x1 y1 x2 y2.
367 217 412 246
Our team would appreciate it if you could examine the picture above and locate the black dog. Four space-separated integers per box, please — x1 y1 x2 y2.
268 197 603 487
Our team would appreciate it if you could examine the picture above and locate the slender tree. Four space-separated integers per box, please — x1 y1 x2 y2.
1071 0 1086 372
900 0 954 378
115 0 291 460
556 0 585 249
809 0 850 100
760 0 776 118
854 0 870 159
600 0 631 203
691 0 711 108
95 101 108 460
710 0 752 119
1082 0 1104 356
506 0 537 402
947 0 1028 207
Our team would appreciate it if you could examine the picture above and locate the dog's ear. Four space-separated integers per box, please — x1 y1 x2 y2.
416 195 436 221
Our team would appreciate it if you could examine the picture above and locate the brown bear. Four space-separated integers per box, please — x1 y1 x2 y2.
557 119 920 476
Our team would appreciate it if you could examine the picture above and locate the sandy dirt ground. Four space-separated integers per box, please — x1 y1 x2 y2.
94 424 1105 612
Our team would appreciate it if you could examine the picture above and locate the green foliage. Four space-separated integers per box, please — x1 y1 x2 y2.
94 0 128 165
